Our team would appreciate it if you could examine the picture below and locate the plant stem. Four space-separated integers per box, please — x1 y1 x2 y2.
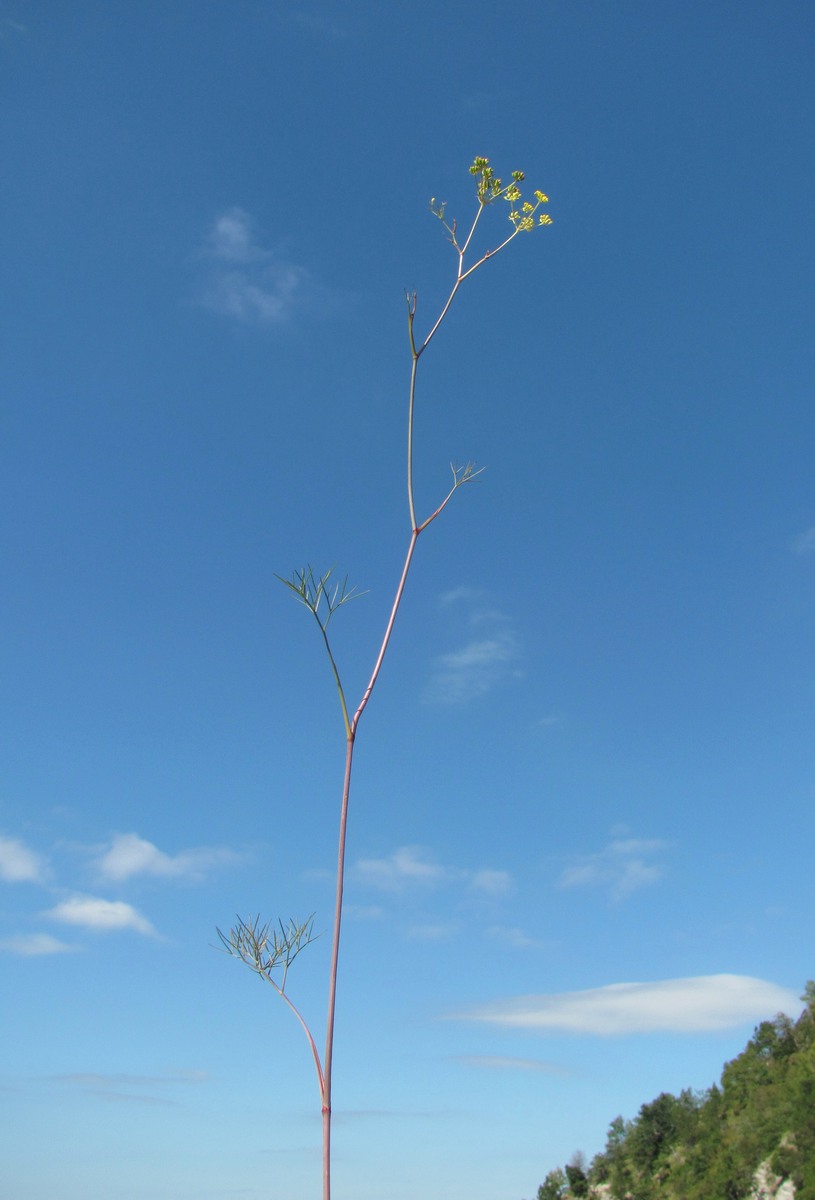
320 238 474 1198
273 980 325 1096
322 732 354 1200
318 180 536 1200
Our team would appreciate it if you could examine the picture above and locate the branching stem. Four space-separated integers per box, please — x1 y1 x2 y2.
318 182 527 1200
227 159 551 1200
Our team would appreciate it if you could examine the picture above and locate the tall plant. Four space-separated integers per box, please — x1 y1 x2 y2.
219 156 552 1200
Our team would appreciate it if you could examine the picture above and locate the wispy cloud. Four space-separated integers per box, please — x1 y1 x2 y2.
427 632 519 703
438 586 482 606
52 1069 207 1105
535 714 563 729
426 590 522 704
354 846 512 896
205 208 265 263
558 837 668 901
344 903 385 921
45 895 156 936
198 206 308 325
406 921 459 941
94 832 239 883
486 924 546 950
470 869 513 896
0 933 78 956
792 525 815 555
453 975 801 1035
355 846 447 891
0 834 46 883
0 17 27 39
456 1055 569 1074
283 6 348 38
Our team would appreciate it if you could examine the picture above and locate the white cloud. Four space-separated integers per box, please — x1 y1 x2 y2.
355 846 447 891
205 267 305 323
45 895 156 936
470 869 513 896
406 922 459 941
52 1069 208 1105
0 18 27 38
454 975 801 1035
344 903 385 921
535 714 562 728
486 924 545 950
439 586 482 606
354 846 513 898
427 630 519 704
457 1055 568 1074
792 525 815 555
0 834 45 883
206 208 265 263
199 206 307 325
0 933 78 956
94 832 238 883
426 591 521 703
55 1069 207 1089
558 837 668 900
285 8 347 39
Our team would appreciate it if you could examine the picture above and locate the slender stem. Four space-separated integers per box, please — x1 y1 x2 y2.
268 976 325 1096
323 1103 332 1200
322 732 355 1200
459 226 520 282
418 274 461 360
458 197 486 257
352 529 419 735
416 475 465 533
319 188 529 1200
315 614 351 738
417 203 484 358
406 351 419 532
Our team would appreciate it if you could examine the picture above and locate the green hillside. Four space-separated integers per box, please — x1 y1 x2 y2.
534 982 815 1200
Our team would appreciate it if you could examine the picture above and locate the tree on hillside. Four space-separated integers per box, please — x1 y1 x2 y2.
531 980 815 1200
536 1166 567 1200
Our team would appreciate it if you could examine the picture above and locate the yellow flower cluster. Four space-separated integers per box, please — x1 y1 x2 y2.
468 156 552 230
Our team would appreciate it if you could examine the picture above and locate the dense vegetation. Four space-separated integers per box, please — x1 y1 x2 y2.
534 982 815 1200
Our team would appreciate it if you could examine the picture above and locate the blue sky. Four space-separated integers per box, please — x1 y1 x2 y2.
1 2 813 1198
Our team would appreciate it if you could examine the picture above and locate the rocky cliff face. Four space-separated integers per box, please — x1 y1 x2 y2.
583 1157 797 1200
751 1156 795 1200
